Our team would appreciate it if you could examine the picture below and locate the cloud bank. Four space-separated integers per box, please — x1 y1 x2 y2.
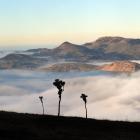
1 71 140 122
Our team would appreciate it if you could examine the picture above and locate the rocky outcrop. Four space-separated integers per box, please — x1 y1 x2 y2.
97 61 140 72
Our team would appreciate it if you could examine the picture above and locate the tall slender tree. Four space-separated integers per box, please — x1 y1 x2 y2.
53 79 65 117
39 96 44 115
80 93 88 119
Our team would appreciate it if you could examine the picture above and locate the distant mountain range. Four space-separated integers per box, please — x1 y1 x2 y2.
1 36 140 70
27 36 140 61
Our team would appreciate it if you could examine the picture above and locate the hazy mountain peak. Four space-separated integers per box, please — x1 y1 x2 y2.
62 41 73 45
58 41 78 49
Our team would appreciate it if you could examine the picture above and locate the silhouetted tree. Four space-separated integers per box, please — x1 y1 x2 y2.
80 93 88 119
39 96 44 115
53 79 65 116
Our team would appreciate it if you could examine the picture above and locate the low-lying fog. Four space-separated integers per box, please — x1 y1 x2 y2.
0 69 140 121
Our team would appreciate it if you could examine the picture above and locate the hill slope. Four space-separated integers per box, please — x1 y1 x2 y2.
97 61 140 72
30 42 93 62
0 111 140 140
0 54 48 69
84 36 140 59
39 63 97 72
38 61 140 73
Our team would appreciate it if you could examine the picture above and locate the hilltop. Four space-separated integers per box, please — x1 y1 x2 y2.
0 111 140 140
97 61 140 72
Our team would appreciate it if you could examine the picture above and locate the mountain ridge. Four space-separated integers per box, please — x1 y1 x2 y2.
26 36 140 60
1 36 140 70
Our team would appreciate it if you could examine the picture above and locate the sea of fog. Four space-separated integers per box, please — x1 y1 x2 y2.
0 69 140 122
1 49 140 121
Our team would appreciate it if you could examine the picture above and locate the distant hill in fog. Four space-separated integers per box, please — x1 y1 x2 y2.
1 36 140 70
0 54 47 69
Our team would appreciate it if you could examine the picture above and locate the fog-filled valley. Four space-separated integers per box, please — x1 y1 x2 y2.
1 69 140 122
1 38 140 122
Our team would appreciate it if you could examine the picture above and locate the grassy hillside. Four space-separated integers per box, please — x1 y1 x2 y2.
0 111 140 140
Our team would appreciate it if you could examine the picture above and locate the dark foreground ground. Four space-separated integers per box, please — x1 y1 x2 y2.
0 111 140 140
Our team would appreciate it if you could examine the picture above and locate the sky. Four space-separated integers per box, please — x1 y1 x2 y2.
0 0 140 48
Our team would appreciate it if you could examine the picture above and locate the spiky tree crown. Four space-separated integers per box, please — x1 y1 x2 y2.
80 94 88 103
39 96 43 103
53 79 65 91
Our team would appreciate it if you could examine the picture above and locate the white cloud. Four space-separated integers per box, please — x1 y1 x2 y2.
2 72 140 122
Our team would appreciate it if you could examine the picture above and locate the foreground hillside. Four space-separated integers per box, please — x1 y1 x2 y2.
0 111 140 140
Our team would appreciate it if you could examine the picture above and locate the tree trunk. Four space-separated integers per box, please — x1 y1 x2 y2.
85 103 87 119
42 102 44 115
58 97 61 117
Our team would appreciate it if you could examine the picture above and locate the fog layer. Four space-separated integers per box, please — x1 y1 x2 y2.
1 70 140 121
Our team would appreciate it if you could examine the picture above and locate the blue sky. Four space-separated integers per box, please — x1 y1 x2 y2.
0 0 140 47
